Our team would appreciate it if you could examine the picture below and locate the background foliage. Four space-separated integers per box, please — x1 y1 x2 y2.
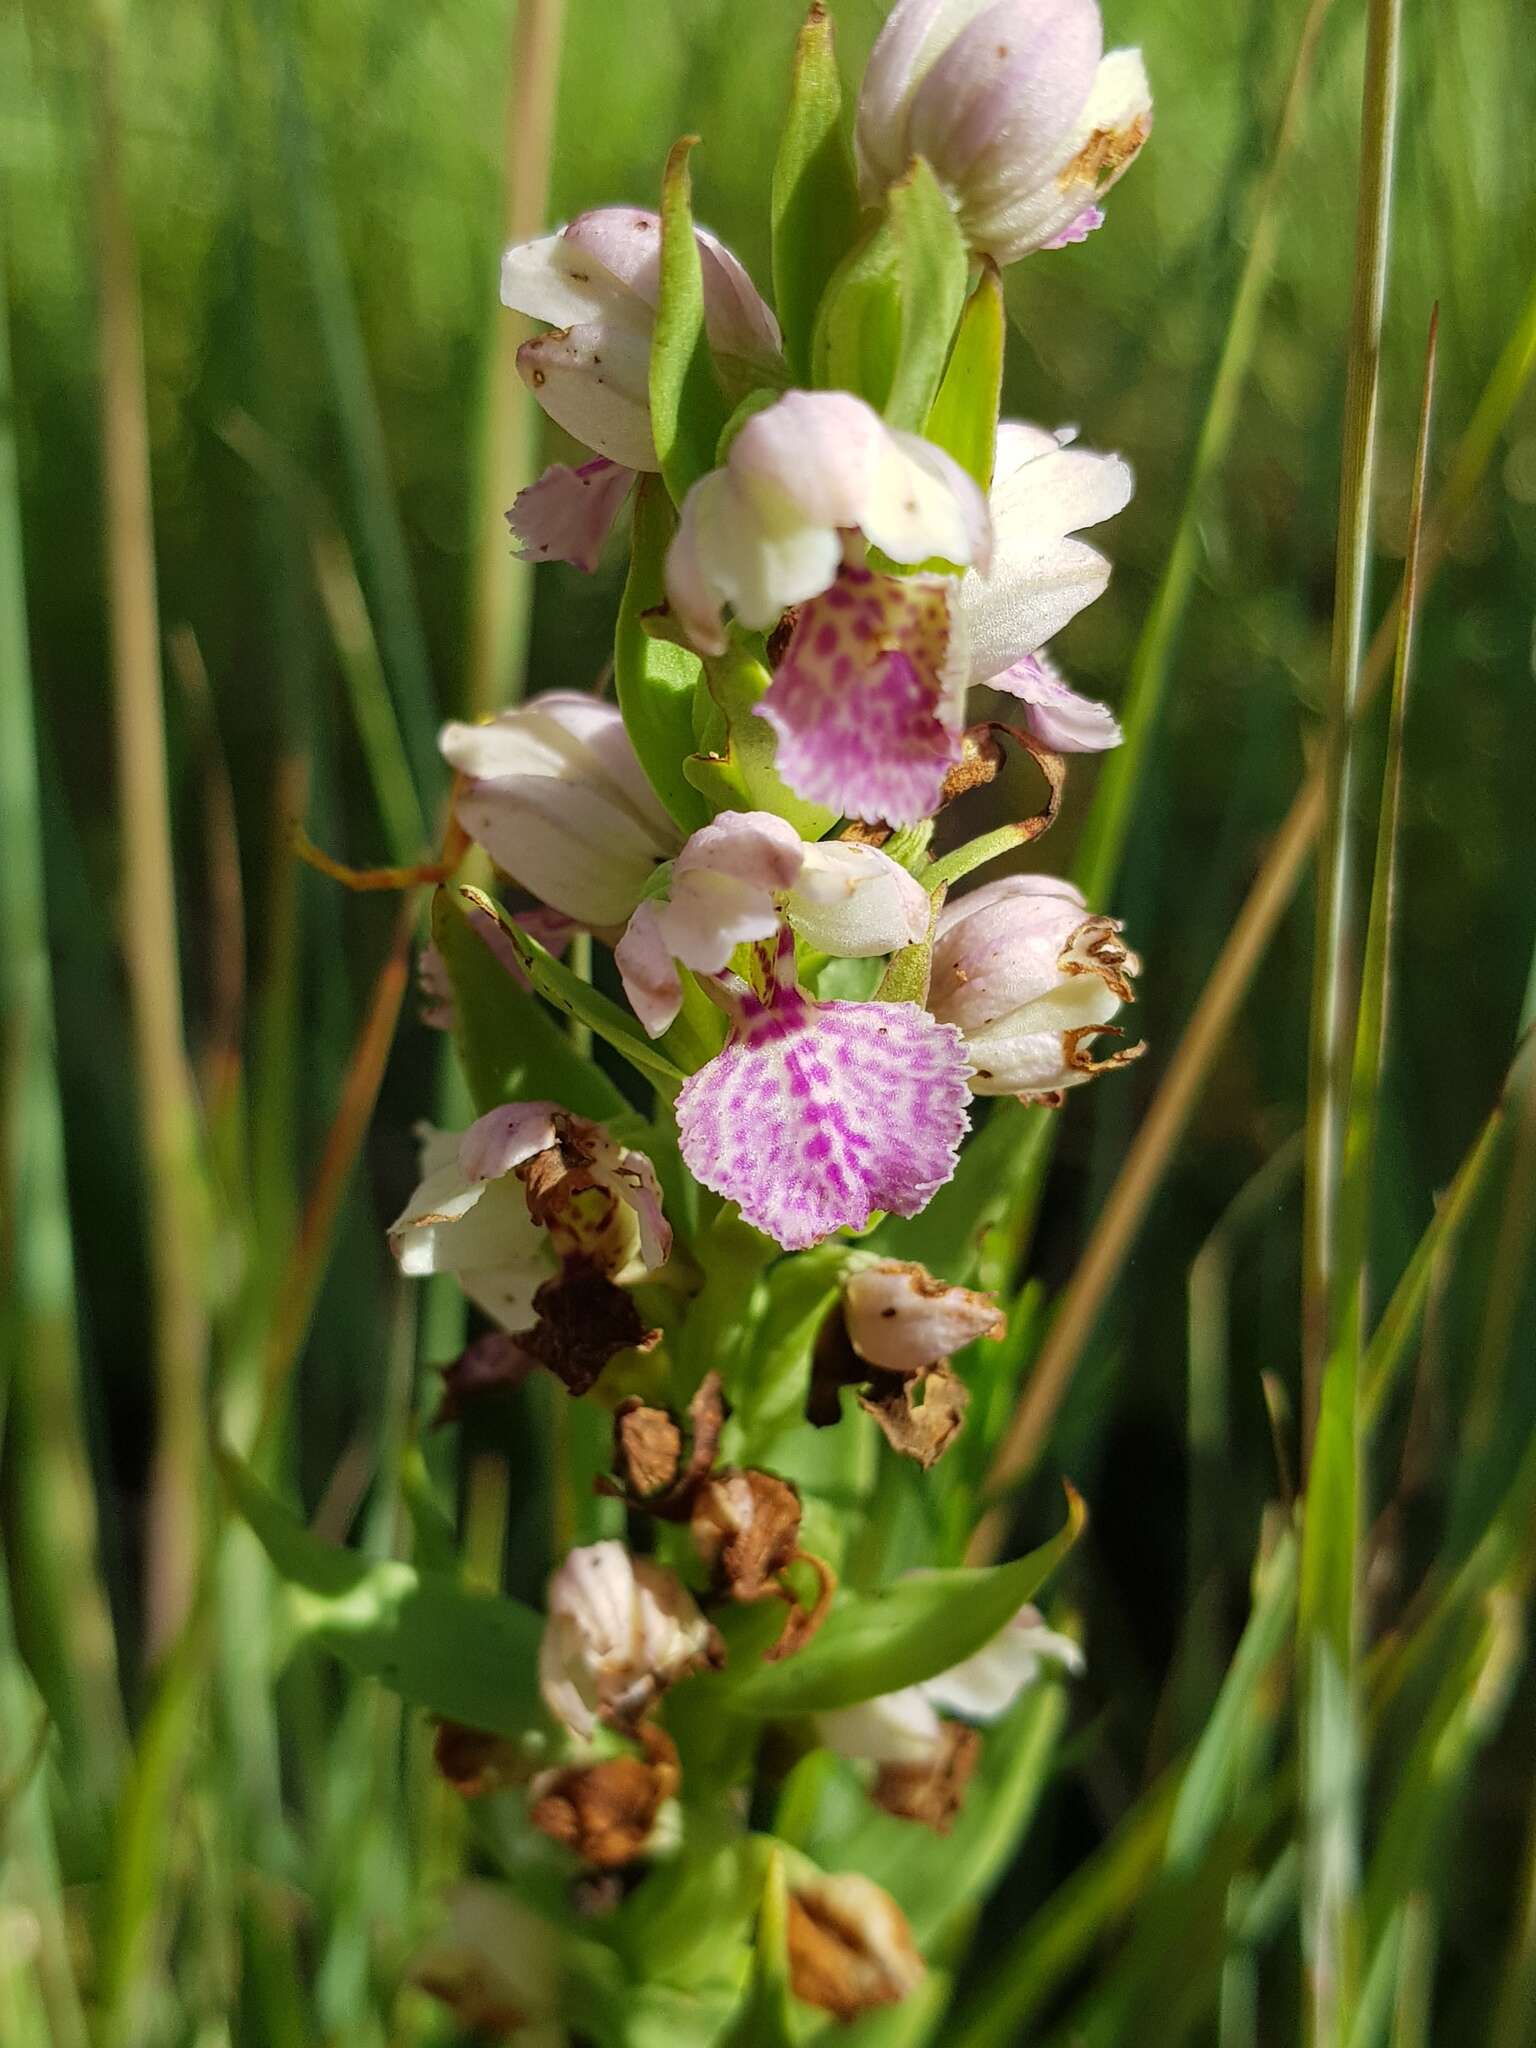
2 0 1534 2041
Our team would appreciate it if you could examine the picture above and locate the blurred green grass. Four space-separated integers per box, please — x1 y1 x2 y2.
3 0 1536 2040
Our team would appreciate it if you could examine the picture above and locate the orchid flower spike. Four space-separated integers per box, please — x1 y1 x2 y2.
928 873 1143 1102
818 1600 1085 1768
501 208 783 472
538 1542 717 1744
674 927 970 1250
856 0 1152 267
614 809 931 1037
441 692 680 932
388 1104 670 1328
959 421 1132 728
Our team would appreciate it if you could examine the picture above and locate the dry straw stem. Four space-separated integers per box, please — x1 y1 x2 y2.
972 270 1536 1556
91 0 211 1659
465 0 568 717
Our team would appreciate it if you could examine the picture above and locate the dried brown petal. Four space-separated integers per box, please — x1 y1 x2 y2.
432 1719 524 1800
612 1402 684 1499
521 1261 659 1396
691 1470 803 1603
786 1871 924 2022
435 1332 538 1426
873 1721 982 1834
528 1727 680 1870
859 1364 971 1469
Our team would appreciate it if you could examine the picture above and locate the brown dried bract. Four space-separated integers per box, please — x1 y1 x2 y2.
612 1401 684 1500
520 1260 659 1397
859 1364 971 1470
765 1548 838 1663
528 1726 680 1870
432 1719 524 1800
786 1871 925 2022
691 1469 804 1602
1058 914 1141 1005
873 1722 982 1834
938 726 1006 806
1061 1023 1146 1079
434 1332 539 1426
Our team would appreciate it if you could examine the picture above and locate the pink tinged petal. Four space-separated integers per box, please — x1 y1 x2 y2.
658 869 781 974
695 228 783 367
728 391 893 532
458 1102 562 1183
674 809 806 893
675 956 971 1252
931 874 1091 1031
507 458 635 573
877 431 993 573
788 842 932 956
558 207 665 303
757 569 967 828
516 322 658 471
908 0 1103 200
1041 203 1103 248
499 226 645 327
615 900 684 1038
989 649 1122 751
665 467 843 654
855 0 1000 197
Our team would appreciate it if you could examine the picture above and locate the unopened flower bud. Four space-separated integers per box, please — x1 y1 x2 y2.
843 1257 1004 1374
441 692 680 931
786 1870 925 2022
929 874 1143 1101
502 208 782 469
856 0 1152 268
538 1543 718 1744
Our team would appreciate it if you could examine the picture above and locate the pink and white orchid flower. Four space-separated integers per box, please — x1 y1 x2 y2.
928 873 1142 1100
664 390 992 828
441 693 681 932
501 208 783 472
674 927 970 1251
855 0 1152 268
614 810 931 1038
818 1601 1084 1766
388 1104 670 1329
539 1542 716 1744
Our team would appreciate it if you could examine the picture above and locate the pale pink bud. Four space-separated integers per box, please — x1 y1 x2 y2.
843 1257 1004 1374
929 873 1142 1100
855 0 1152 268
538 1542 716 1743
441 692 680 931
665 391 990 657
507 456 636 574
502 209 782 470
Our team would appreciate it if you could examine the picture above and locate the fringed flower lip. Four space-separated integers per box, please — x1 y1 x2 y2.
674 927 971 1251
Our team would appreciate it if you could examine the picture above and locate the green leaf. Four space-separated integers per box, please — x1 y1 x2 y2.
616 476 710 832
684 644 837 837
923 261 1004 491
219 1448 546 1738
651 137 732 505
722 1849 796 2047
812 157 968 431
726 1486 1085 1713
461 886 687 1096
770 2 862 384
430 887 625 1121
726 1243 852 1458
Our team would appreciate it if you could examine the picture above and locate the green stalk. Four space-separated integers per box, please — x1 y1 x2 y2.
1301 0 1402 1445
91 0 212 1661
0 192 125 1815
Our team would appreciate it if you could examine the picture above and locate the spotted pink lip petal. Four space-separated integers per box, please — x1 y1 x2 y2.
675 957 971 1252
755 567 965 827
506 457 635 573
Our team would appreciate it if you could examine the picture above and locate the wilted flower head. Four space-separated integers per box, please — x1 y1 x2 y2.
409 1884 559 2042
675 927 970 1250
928 873 1143 1100
856 0 1152 267
538 1541 717 1744
615 809 931 1036
786 1869 925 2022
441 693 680 931
388 1103 669 1331
843 1257 1006 1375
528 1724 681 1870
501 207 782 470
